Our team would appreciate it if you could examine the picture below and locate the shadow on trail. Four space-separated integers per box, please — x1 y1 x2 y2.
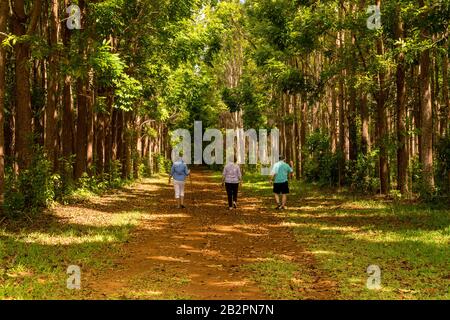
81 168 339 300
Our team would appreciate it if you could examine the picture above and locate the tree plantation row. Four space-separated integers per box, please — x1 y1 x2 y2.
0 0 449 217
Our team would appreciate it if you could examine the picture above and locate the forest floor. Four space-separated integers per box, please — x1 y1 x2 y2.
0 168 449 299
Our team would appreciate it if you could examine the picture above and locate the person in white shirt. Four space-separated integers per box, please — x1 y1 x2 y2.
221 155 242 210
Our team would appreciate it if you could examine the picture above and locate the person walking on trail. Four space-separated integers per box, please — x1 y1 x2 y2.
270 155 294 210
169 156 190 209
222 155 242 210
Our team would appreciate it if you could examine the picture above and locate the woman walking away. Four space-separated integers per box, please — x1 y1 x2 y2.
169 156 190 209
222 155 242 210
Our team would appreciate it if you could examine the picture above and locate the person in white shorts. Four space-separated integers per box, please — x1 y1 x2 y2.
169 157 190 209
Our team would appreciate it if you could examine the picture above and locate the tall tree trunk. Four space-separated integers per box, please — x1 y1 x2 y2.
293 93 301 179
96 111 105 175
132 115 140 179
338 70 345 186
86 69 94 173
0 0 8 205
12 0 42 171
441 39 449 136
74 0 88 179
418 0 435 192
62 0 74 168
376 0 389 194
75 78 88 178
330 84 337 154
300 93 307 177
360 91 370 155
104 92 114 173
395 4 408 195
116 110 124 175
45 0 59 169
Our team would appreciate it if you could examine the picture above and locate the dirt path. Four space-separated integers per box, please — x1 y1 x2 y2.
82 169 338 299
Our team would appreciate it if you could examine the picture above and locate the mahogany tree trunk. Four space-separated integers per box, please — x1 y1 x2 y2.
418 0 435 192
395 5 408 194
12 0 42 171
376 0 389 194
0 0 8 204
45 0 60 169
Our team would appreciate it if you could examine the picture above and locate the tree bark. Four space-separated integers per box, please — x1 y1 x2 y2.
12 0 42 171
418 0 435 192
0 0 8 205
45 0 60 169
376 0 389 194
441 39 449 136
62 0 74 168
360 91 370 155
74 0 88 179
395 4 408 194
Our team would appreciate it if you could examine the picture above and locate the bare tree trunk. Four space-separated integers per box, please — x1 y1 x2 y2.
96 111 105 175
330 84 337 154
87 69 94 173
395 4 408 194
441 39 449 136
376 0 388 194
360 91 370 155
74 0 88 179
44 0 59 169
300 93 307 177
0 0 8 205
133 115 141 179
293 93 301 179
12 0 42 171
348 32 358 162
418 0 435 192
104 92 113 173
338 70 345 186
62 0 74 170
75 78 88 178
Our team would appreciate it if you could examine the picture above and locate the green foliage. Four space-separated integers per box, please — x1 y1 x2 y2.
303 131 339 186
346 151 381 194
55 156 76 201
435 136 450 195
410 156 439 201
3 148 58 218
154 154 171 174
113 74 143 112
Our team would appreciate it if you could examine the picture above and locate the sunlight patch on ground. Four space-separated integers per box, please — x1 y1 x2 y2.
310 250 338 256
147 255 191 263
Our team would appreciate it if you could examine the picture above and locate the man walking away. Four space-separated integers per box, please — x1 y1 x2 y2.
270 155 293 210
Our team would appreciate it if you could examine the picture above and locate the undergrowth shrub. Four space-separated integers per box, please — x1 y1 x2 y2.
155 154 171 173
436 136 450 195
346 150 380 194
3 147 59 218
303 131 339 186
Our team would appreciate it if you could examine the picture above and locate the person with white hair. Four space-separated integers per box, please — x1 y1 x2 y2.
169 156 190 209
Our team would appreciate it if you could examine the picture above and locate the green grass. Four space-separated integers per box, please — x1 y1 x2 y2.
243 254 311 299
241 171 450 300
0 208 141 300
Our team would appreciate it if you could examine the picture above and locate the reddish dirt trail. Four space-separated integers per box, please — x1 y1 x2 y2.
83 169 338 299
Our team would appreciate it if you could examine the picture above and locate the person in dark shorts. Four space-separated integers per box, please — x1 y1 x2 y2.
270 156 294 210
